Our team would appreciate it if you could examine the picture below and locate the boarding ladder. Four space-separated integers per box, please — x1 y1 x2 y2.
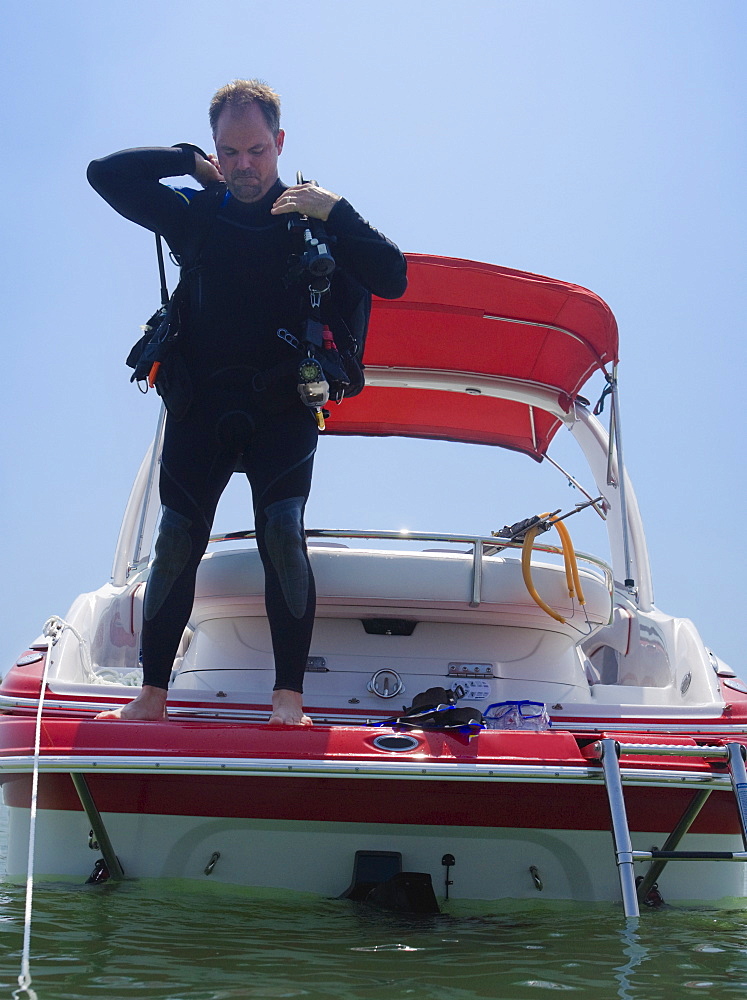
594 738 747 917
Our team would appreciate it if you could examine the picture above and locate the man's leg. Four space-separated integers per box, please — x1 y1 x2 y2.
244 405 318 725
97 406 237 720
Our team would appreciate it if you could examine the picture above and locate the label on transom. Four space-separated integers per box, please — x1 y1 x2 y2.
451 679 492 701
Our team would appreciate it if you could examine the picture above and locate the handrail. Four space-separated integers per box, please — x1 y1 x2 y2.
208 526 614 616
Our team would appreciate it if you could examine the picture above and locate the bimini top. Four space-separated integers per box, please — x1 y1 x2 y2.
325 254 619 460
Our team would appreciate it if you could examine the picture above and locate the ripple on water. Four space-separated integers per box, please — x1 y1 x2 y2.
1 826 747 1000
517 980 578 991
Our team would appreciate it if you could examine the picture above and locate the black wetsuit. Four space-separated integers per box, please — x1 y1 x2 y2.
88 147 407 693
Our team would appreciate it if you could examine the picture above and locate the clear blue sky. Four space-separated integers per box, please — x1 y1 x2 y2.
1 1 745 672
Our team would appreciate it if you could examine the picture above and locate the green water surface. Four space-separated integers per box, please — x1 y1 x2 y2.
2 808 746 1000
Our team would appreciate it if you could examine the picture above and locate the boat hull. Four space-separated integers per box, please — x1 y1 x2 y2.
2 755 745 904
3 799 745 904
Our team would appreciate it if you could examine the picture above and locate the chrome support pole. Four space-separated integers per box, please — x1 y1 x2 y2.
609 367 635 591
726 742 747 849
599 738 639 917
470 539 483 607
635 788 712 903
605 397 617 488
70 773 124 880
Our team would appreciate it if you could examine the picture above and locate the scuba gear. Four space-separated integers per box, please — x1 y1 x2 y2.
125 157 223 418
378 686 485 735
125 245 193 420
297 355 329 430
285 172 336 280
281 172 367 416
286 206 335 280
484 701 552 731
127 169 369 420
126 228 172 387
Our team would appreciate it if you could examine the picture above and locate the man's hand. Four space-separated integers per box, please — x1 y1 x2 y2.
191 152 224 187
271 184 341 222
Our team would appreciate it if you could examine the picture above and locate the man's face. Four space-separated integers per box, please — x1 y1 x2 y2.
214 103 284 203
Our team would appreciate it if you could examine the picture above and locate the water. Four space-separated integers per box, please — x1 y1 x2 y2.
2 808 747 1000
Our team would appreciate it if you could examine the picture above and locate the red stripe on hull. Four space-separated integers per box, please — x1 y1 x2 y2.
2 718 745 775
1 771 741 835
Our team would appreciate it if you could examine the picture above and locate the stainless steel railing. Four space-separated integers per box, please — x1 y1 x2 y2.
208 526 614 612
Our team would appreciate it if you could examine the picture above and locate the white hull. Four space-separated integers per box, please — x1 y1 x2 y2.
5 804 746 904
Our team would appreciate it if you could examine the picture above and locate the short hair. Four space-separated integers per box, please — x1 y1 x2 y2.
209 79 282 137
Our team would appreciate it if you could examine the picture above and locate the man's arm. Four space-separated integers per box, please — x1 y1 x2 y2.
272 185 407 300
87 147 221 252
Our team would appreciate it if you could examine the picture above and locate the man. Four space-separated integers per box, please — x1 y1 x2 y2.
88 80 407 725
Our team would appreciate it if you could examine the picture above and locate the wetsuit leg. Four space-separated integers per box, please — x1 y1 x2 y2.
141 385 317 695
242 404 319 693
140 404 242 689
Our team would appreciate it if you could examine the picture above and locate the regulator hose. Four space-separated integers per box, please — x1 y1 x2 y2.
521 513 585 623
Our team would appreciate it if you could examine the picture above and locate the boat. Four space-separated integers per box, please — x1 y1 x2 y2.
2 254 746 916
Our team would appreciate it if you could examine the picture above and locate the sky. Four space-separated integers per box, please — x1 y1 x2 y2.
1 0 745 675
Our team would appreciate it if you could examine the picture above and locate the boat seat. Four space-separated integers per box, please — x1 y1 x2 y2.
191 546 611 629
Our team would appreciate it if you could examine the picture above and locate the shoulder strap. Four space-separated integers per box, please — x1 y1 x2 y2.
155 233 170 306
175 183 226 273
153 183 225 299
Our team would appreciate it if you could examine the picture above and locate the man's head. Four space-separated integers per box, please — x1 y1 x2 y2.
210 79 284 203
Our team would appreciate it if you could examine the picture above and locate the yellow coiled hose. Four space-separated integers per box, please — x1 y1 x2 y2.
521 513 585 624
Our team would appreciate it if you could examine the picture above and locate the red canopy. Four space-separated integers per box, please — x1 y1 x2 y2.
325 254 618 459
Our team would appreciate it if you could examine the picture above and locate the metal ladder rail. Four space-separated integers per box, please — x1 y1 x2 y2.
596 739 747 917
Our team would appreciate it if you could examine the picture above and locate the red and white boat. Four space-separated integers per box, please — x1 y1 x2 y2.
2 255 746 914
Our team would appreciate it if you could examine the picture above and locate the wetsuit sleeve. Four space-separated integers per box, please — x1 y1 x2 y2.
325 198 407 300
86 147 199 253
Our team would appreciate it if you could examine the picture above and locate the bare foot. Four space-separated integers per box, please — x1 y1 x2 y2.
268 689 313 726
95 685 168 721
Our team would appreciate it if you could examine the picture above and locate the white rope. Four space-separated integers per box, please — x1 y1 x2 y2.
94 666 144 687
41 614 143 686
50 615 98 683
12 619 59 1000
11 611 143 996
